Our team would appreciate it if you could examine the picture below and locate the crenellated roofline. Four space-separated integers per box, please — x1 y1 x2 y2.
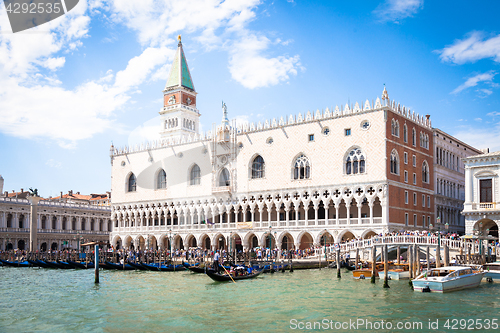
111 91 432 157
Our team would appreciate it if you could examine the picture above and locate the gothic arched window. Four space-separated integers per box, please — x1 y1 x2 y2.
157 169 167 189
251 155 265 179
412 128 416 146
219 168 230 186
293 154 310 179
346 148 365 175
128 173 137 192
403 124 408 143
391 119 399 137
422 161 429 183
390 150 399 175
190 164 201 185
127 173 137 192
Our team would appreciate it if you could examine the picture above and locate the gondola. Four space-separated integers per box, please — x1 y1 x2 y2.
206 268 263 282
140 262 186 271
43 260 73 269
183 261 219 274
0 259 31 267
127 261 148 270
27 259 52 268
66 260 95 269
103 261 136 270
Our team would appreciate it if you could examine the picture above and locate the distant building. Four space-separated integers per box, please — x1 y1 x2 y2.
462 151 500 240
433 129 483 233
48 190 111 206
0 186 111 251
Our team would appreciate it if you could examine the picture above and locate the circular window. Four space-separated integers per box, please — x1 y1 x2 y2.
266 137 274 145
121 161 126 166
202 148 208 154
148 157 153 162
361 120 370 130
238 142 243 149
178 152 183 158
219 155 228 164
322 127 330 136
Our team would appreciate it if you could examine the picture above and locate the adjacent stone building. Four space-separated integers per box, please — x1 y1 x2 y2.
462 151 500 240
433 129 483 233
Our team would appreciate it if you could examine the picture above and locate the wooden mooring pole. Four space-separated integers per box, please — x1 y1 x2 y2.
94 245 99 284
426 246 430 270
355 248 359 268
383 245 389 288
397 246 401 265
371 246 376 283
415 245 420 276
408 245 413 286
444 243 449 267
336 249 341 278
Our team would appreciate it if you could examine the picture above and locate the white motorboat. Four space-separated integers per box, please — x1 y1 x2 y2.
412 266 485 293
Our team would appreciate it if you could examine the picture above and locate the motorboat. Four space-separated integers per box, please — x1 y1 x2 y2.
483 263 500 283
378 263 410 280
412 266 485 293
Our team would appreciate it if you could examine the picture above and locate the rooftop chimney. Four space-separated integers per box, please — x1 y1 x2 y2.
20 188 23 193
60 191 63 199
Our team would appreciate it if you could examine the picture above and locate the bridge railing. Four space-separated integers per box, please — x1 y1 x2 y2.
326 235 497 255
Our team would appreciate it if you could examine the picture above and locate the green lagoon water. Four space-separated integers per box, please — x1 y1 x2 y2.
1 266 499 332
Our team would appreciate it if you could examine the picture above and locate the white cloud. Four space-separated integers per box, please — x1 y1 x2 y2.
105 0 300 89
438 32 500 64
453 123 500 153
229 34 300 89
127 116 162 147
487 111 500 117
373 0 423 22
474 118 482 122
451 72 496 94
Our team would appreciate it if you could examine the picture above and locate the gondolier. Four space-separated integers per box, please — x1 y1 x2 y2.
214 251 221 273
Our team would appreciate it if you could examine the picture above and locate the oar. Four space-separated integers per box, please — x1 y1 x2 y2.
221 265 236 284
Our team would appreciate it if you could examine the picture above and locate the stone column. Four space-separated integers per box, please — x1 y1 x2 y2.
285 206 290 227
28 196 41 252
357 204 362 225
369 203 374 224
335 207 339 225
314 203 318 226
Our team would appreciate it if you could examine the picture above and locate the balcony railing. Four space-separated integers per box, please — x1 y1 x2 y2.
471 202 497 210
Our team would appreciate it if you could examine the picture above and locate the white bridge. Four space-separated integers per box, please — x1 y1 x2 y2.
321 235 499 260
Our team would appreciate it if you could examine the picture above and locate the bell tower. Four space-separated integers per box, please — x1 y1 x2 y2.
160 36 200 139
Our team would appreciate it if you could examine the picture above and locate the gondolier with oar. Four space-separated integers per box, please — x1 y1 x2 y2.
213 251 221 273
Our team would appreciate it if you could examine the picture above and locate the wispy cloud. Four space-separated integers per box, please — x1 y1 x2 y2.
373 0 423 23
46 159 62 169
228 34 301 89
453 123 500 152
487 111 500 117
438 32 500 64
451 72 496 94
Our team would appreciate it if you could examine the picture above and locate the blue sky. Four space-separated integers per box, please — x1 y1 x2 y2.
1 0 499 197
